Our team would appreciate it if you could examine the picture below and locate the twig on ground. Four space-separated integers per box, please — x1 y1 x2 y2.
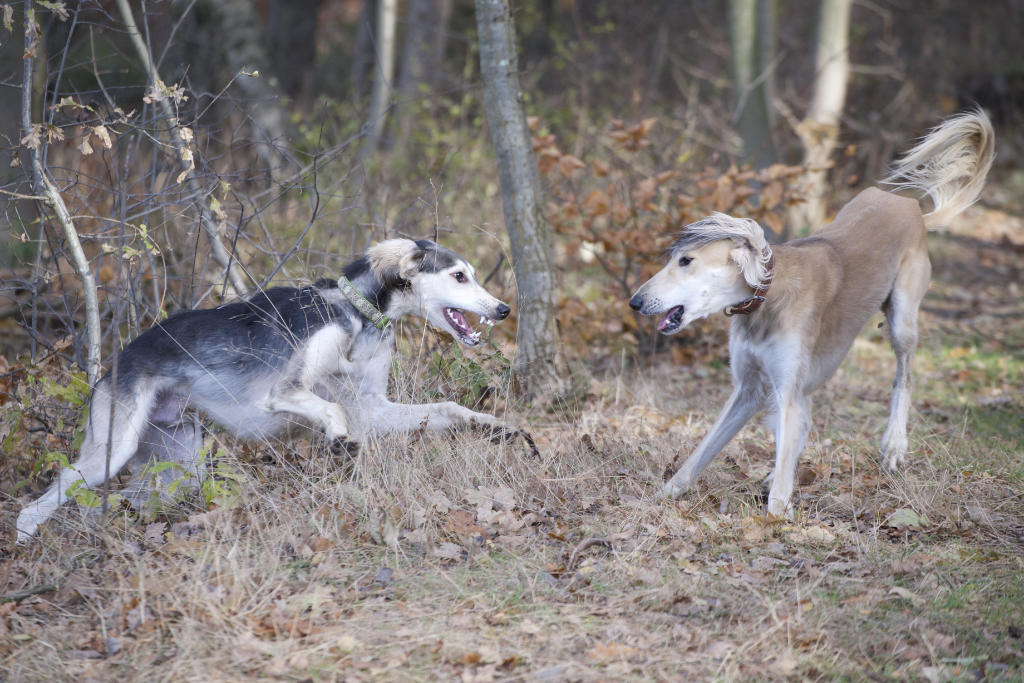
1 585 57 603
566 537 614 571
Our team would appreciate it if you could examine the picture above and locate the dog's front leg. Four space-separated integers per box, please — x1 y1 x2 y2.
262 326 354 440
367 399 505 433
765 393 811 519
369 400 538 455
262 387 351 440
661 386 762 500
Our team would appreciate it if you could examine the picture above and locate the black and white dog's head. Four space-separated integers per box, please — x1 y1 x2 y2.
367 239 510 346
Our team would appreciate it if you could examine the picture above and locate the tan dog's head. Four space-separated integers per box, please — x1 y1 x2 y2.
629 214 771 333
367 239 510 346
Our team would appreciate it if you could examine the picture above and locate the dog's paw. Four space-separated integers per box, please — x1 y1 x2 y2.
484 425 541 458
879 447 907 472
330 436 360 458
766 496 794 520
659 480 687 500
880 430 908 472
14 511 42 545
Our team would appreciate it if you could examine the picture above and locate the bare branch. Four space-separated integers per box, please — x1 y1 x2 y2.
114 0 251 297
21 0 102 386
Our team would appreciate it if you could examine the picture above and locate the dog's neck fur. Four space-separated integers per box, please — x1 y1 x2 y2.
728 241 841 342
313 257 414 341
341 256 410 315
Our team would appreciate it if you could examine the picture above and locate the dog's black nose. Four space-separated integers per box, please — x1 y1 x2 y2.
495 303 511 320
629 294 643 311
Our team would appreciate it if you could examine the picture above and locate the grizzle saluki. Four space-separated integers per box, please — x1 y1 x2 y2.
17 239 528 541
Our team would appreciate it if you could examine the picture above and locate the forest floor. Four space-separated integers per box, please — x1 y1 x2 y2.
0 205 1022 681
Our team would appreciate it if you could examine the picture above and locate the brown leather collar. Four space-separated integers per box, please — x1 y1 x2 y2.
724 249 775 316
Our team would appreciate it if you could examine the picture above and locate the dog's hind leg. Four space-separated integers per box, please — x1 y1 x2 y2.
125 412 204 511
661 384 763 500
880 250 931 471
16 377 158 542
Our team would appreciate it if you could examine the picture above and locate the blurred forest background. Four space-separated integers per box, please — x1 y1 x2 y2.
1 0 1023 381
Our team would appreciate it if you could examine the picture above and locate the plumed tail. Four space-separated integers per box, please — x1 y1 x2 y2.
883 110 995 229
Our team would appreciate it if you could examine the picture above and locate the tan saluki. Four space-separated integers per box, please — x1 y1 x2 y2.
630 111 994 517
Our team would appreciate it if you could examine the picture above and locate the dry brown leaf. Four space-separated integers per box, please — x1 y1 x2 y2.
92 124 113 149
558 154 585 176
434 541 465 561
583 188 611 217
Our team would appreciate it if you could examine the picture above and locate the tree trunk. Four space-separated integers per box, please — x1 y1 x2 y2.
729 0 777 170
352 0 378 101
359 0 397 162
790 0 852 232
475 0 568 400
192 0 291 168
267 0 322 101
392 0 453 148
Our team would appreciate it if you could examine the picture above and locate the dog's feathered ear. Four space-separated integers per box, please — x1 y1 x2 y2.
368 239 423 283
726 218 772 288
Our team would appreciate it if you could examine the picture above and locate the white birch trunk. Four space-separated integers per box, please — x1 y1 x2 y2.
790 0 852 232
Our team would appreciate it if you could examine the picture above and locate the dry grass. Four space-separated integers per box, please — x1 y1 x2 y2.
2 219 1023 681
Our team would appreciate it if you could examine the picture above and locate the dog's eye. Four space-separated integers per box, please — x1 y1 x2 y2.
452 271 466 283
678 256 693 267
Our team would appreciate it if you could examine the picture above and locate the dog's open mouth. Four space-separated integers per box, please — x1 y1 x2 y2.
444 307 494 345
657 306 685 334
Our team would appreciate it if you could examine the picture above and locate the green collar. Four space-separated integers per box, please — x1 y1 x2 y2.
338 276 391 330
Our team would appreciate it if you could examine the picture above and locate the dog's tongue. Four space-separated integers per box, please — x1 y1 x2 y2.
657 306 684 331
445 307 473 335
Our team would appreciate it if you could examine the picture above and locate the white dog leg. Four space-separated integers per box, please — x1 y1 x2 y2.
661 386 762 499
880 253 930 471
261 325 355 440
765 394 811 519
362 399 505 434
262 389 351 440
16 380 155 542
